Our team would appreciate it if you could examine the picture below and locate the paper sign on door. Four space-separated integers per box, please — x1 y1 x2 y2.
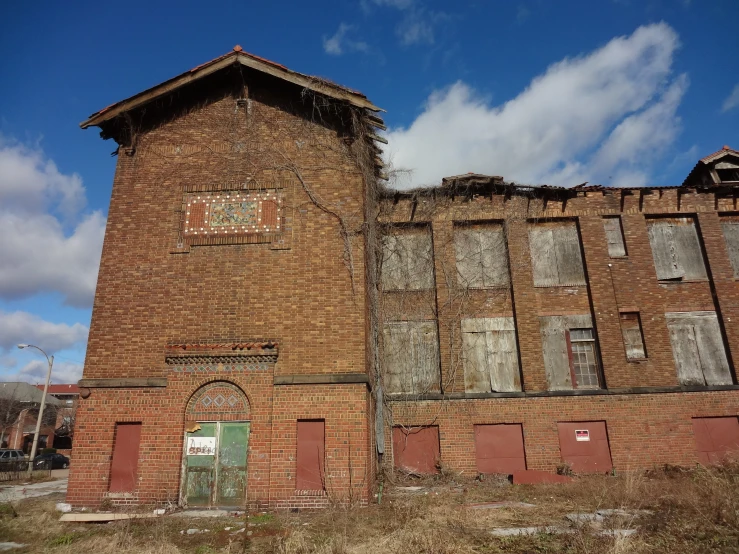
575 430 590 441
187 436 216 455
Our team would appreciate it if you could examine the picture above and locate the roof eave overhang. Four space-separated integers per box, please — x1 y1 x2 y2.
80 52 383 130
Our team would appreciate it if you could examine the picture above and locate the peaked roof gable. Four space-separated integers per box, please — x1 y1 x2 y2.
81 46 383 130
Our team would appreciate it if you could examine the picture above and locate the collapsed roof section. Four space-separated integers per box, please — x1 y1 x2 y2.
384 148 739 201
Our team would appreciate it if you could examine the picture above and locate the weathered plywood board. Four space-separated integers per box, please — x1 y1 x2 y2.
383 321 440 394
603 217 626 257
666 312 732 386
461 317 520 393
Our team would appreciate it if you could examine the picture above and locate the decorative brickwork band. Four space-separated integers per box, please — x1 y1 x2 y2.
165 341 278 373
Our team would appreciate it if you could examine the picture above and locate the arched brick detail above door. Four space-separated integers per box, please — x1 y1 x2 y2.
186 381 250 422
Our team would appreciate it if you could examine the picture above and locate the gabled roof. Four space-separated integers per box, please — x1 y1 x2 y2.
81 45 383 130
36 384 80 396
0 382 62 406
682 145 739 186
699 145 739 164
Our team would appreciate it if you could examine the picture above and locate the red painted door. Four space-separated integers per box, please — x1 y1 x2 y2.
392 426 440 474
692 417 739 465
474 424 526 474
296 420 325 491
557 421 613 473
109 423 142 492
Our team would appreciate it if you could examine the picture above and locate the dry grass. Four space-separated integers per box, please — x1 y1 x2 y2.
1 464 738 553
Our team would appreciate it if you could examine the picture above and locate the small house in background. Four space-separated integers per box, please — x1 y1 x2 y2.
0 382 62 453
35 384 80 452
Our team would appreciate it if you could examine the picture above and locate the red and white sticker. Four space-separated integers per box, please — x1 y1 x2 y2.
575 429 590 441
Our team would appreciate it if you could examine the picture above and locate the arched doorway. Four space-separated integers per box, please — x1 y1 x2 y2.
181 381 251 508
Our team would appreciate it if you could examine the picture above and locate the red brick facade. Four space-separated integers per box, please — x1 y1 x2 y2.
380 184 739 475
69 53 378 509
70 48 739 509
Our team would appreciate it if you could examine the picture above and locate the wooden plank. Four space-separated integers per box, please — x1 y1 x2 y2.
383 322 411 394
411 321 441 393
60 513 160 522
666 317 705 385
539 316 572 390
529 227 558 286
404 233 435 290
721 222 739 277
603 217 626 257
672 220 707 280
647 222 684 280
78 378 167 388
553 224 586 286
462 331 490 393
454 229 484 288
381 235 405 290
488 330 521 392
693 313 732 385
480 227 509 287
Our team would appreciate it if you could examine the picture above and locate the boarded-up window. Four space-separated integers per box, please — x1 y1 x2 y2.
557 421 613 473
392 426 440 474
454 225 509 288
109 423 142 492
665 312 732 386
692 417 739 465
603 217 627 257
646 217 707 281
474 424 526 474
296 420 325 492
461 317 521 392
620 312 646 359
529 221 586 286
720 218 739 278
540 315 600 390
381 231 434 290
383 321 440 394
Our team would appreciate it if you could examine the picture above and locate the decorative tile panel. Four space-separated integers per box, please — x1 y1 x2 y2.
184 190 281 237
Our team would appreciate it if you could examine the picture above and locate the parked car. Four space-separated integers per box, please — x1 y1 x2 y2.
0 449 27 471
33 453 70 470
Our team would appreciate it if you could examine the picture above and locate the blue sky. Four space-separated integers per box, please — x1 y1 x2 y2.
1 0 737 383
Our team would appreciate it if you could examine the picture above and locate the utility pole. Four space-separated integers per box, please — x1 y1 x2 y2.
17 344 53 475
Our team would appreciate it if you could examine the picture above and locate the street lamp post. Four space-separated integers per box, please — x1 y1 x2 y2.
17 344 53 475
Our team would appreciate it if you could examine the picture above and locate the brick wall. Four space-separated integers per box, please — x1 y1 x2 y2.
69 76 374 508
381 185 739 474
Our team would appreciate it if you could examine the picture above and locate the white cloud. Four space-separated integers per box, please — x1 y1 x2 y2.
10 359 84 385
323 23 369 55
0 139 105 306
385 23 686 189
721 83 739 112
0 310 88 353
397 10 436 45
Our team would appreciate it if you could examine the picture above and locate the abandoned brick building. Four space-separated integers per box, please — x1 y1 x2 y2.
67 46 739 509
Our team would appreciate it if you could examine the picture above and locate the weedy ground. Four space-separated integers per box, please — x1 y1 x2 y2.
1 464 737 553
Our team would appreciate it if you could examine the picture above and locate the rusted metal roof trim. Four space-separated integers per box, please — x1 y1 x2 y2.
80 49 383 130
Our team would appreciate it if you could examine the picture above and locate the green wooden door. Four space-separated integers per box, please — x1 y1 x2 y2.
184 421 250 508
216 422 250 507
